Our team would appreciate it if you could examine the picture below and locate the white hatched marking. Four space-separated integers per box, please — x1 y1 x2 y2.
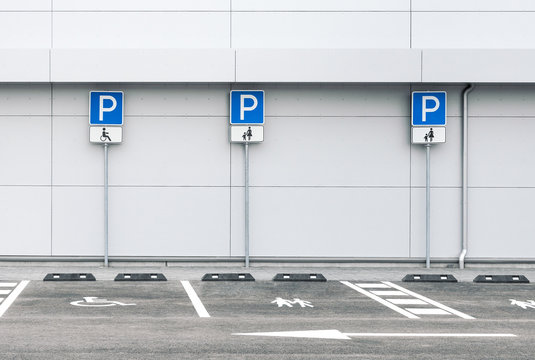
406 308 451 315
370 290 407 297
340 281 419 319
0 281 29 318
387 298 427 305
355 283 390 289
0 290 11 295
382 281 475 320
0 298 4 302
0 283 17 287
181 281 210 318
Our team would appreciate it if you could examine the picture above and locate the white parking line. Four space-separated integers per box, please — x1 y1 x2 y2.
343 333 517 338
355 283 390 289
0 281 29 318
0 283 17 287
387 299 428 305
370 290 407 297
181 281 210 318
382 281 475 320
406 308 451 315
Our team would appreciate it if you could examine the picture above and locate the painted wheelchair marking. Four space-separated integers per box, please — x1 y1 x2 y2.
70 297 136 307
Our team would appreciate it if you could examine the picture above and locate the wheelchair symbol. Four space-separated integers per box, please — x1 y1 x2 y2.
70 297 136 307
100 128 112 142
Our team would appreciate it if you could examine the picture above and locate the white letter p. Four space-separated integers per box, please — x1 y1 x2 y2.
99 95 117 121
422 96 440 123
240 95 258 121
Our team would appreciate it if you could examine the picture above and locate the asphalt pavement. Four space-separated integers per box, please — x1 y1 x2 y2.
1 264 535 359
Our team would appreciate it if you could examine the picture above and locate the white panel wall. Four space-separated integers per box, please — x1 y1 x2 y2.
236 50 421 83
232 12 409 49
469 189 535 258
53 0 229 11
51 50 235 83
0 187 51 256
0 50 49 82
413 12 535 49
4 0 535 84
2 83 535 260
233 0 409 11
109 188 230 257
0 85 51 255
412 0 535 11
53 12 230 49
233 188 410 257
0 12 50 48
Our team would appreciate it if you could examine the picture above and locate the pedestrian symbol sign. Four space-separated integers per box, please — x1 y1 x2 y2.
229 125 263 143
411 92 447 126
89 91 124 126
411 127 445 144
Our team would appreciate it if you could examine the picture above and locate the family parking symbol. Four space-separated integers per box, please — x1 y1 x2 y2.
271 297 314 308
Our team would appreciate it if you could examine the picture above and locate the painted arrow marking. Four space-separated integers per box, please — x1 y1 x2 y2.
233 329 517 340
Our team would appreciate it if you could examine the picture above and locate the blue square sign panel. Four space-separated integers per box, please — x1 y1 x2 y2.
230 90 264 125
89 91 124 126
411 91 447 126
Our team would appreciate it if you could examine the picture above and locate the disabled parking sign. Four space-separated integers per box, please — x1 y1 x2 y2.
411 91 446 126
230 90 264 125
89 91 124 126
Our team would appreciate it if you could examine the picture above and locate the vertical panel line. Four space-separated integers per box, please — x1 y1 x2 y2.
408 84 412 258
229 0 232 49
50 84 53 256
409 0 412 49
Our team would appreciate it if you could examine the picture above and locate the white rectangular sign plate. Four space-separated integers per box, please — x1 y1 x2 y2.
90 126 123 144
230 126 264 143
411 127 445 144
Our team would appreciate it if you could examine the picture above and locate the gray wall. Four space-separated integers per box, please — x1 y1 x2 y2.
1 83 534 260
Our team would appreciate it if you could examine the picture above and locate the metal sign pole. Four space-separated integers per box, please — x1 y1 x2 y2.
425 143 431 269
104 143 109 267
244 142 250 268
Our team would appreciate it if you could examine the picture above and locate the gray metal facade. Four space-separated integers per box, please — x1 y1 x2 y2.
2 1 535 261
0 84 534 260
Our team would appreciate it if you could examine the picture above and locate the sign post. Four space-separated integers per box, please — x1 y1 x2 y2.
230 90 264 268
89 91 124 267
411 91 446 268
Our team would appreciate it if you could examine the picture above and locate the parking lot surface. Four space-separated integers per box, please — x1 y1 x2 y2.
1 268 535 359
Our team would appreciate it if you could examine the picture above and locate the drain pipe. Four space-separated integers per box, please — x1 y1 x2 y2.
459 84 474 269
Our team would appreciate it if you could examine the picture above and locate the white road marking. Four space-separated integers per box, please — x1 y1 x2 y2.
0 281 29 318
0 290 11 295
233 329 517 340
387 299 427 305
355 283 390 289
181 281 210 318
343 333 517 338
406 308 450 315
0 298 4 302
370 290 408 297
234 329 351 340
340 281 419 319
0 283 17 287
382 281 475 320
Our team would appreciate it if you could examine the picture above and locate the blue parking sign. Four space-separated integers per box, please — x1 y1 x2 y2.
412 92 447 126
230 90 264 125
89 91 124 126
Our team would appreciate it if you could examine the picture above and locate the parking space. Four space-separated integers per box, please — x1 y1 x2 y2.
0 278 533 359
5 280 201 319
